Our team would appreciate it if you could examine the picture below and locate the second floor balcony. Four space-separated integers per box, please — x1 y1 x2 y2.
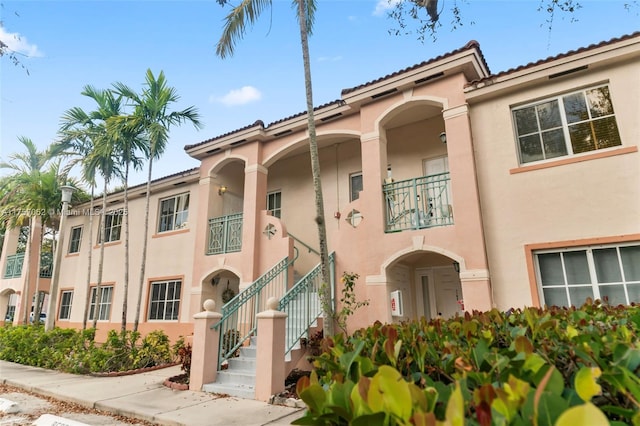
3 252 53 279
207 213 243 255
384 172 454 233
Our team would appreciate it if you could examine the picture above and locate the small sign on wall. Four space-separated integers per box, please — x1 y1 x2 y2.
390 290 403 317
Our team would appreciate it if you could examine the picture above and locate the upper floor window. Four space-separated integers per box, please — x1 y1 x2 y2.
68 226 83 254
350 172 363 202
89 286 113 321
148 279 181 321
267 191 281 218
513 85 621 164
535 243 640 308
158 193 189 233
59 290 73 320
99 210 123 243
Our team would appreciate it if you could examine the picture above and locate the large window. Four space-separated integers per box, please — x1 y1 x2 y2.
68 226 83 254
89 286 113 321
100 211 123 243
59 291 73 320
513 85 621 164
535 243 640 307
158 193 190 233
266 191 282 218
350 172 363 202
148 280 181 321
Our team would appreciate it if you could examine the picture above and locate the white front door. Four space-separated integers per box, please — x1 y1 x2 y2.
417 266 463 320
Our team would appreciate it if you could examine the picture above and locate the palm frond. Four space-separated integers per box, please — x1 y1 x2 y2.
216 0 273 58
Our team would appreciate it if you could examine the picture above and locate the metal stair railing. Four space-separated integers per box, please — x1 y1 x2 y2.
212 257 290 368
279 252 335 355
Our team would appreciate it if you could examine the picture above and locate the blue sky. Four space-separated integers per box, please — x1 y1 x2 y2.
1 0 638 188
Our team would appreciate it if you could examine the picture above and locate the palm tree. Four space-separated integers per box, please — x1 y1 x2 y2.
0 137 54 325
216 0 334 336
107 114 147 333
57 86 124 330
0 140 84 327
113 70 201 332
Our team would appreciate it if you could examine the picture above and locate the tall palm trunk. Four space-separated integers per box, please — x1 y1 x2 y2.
121 162 130 334
82 186 96 330
92 180 108 329
133 158 153 332
296 0 334 336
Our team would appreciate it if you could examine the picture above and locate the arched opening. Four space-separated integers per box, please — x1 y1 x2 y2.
385 250 463 322
0 289 17 325
200 269 241 310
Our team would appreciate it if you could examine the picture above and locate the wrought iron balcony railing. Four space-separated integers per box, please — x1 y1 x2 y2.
3 253 25 279
383 172 454 233
207 213 243 255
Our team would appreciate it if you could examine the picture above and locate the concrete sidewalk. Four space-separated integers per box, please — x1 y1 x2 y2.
0 360 305 426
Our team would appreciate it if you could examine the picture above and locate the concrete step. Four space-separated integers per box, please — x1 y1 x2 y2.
239 346 256 358
202 382 255 400
214 369 256 386
227 357 256 372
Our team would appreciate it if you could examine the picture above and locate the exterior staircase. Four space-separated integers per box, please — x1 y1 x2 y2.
202 253 333 400
202 337 258 399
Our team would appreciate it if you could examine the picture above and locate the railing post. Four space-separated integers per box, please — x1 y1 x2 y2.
255 297 287 402
190 299 222 391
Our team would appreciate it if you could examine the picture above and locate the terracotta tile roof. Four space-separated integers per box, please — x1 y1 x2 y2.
341 40 489 95
184 40 488 153
466 31 640 88
184 120 264 151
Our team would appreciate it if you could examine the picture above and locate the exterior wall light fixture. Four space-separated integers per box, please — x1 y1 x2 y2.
439 132 447 144
218 185 227 196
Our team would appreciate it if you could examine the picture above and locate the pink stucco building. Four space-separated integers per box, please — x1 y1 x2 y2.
1 32 638 396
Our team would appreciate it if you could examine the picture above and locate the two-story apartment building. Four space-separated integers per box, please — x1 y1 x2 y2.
0 32 637 348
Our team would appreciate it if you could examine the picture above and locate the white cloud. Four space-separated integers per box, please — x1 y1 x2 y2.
0 26 43 57
210 86 262 106
318 55 343 63
372 0 402 17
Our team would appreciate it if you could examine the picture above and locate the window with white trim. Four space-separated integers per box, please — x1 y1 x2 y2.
513 85 621 164
158 193 189 233
148 279 181 321
266 191 281 218
535 243 640 307
68 226 82 253
59 291 73 320
349 172 363 202
89 286 113 321
99 211 123 243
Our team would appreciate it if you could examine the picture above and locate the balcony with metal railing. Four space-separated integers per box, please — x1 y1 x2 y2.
383 172 454 233
2 252 54 279
207 213 243 255
3 253 25 279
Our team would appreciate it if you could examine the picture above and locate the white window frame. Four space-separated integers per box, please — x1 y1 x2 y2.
512 84 621 165
99 210 123 243
158 193 190 233
266 191 282 219
89 286 113 321
68 226 83 254
148 279 182 321
349 172 363 202
59 290 73 320
534 242 640 308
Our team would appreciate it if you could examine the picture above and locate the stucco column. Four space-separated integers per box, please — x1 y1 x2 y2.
443 104 493 310
17 220 42 324
189 299 222 391
360 132 388 264
254 297 287 402
241 164 268 282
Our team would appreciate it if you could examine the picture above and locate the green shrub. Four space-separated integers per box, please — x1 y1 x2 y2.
296 302 640 425
0 325 175 374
